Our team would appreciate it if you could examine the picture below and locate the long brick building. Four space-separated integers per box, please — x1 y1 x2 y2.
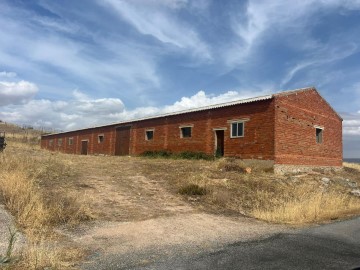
41 87 343 172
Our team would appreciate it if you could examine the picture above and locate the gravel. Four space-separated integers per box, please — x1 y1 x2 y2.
0 204 26 257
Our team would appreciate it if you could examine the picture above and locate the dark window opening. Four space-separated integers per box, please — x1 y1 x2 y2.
231 122 244 137
68 137 73 145
181 127 192 138
146 130 154 140
58 138 62 146
316 128 323 143
98 135 104 143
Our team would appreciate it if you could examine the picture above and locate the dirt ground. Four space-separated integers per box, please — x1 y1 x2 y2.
34 152 287 268
44 154 286 268
2 145 360 268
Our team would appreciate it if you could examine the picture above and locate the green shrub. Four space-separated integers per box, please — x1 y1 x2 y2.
176 151 214 160
141 150 172 158
141 150 214 160
178 184 207 196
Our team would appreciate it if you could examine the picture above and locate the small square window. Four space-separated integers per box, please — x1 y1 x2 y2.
231 122 244 138
181 127 192 138
58 138 63 146
68 137 73 145
316 128 323 143
98 134 104 143
145 130 154 140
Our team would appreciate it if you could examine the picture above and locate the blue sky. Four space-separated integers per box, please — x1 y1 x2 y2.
0 0 360 157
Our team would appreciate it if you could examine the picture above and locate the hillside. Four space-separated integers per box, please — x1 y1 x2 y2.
1 127 360 268
0 121 44 144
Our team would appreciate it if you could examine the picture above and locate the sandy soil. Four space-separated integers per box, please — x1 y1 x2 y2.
64 212 286 269
38 154 286 268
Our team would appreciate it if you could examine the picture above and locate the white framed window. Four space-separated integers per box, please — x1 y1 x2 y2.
230 121 245 138
58 138 63 146
68 137 73 145
180 125 193 138
98 134 105 143
145 129 154 140
315 127 323 143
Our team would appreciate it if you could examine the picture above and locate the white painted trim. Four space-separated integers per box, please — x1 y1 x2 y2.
180 126 192 138
68 137 74 145
179 124 194 128
97 134 105 143
213 127 227 131
314 125 324 130
145 129 155 141
227 118 249 123
230 121 245 138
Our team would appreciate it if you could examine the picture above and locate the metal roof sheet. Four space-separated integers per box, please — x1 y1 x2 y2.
42 86 323 137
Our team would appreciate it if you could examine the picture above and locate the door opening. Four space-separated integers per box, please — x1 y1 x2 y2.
115 126 131 156
215 130 224 157
81 140 88 155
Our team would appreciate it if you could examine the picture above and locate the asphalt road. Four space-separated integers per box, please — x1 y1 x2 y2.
135 217 360 270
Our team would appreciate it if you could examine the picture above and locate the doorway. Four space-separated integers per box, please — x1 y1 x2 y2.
115 126 131 156
215 130 224 157
81 140 88 155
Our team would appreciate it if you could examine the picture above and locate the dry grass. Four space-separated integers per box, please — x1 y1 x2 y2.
0 138 93 269
141 158 360 224
16 241 85 270
1 127 360 267
252 188 360 224
344 161 360 171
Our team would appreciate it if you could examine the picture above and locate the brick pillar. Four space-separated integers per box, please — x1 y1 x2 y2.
205 111 213 154
164 117 169 150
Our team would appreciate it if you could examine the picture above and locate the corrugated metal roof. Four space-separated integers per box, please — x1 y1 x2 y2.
42 87 318 137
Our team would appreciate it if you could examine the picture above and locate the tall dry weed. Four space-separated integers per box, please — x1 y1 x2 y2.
252 189 360 224
0 140 92 268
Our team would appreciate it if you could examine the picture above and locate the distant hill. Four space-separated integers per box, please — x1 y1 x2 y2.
0 121 46 144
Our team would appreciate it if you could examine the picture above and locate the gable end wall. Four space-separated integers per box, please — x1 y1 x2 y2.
274 89 342 167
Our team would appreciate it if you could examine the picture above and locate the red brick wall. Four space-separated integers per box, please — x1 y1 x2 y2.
41 127 112 155
274 89 342 166
41 89 342 168
128 99 275 159
41 99 276 160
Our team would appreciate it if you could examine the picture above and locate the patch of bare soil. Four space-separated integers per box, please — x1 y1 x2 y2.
58 156 197 222
43 155 286 268
5 144 359 268
65 213 286 269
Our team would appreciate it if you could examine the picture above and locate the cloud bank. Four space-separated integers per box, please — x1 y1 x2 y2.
0 80 38 106
0 87 268 131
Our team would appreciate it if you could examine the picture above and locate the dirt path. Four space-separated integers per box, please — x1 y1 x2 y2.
62 213 286 269
41 155 286 269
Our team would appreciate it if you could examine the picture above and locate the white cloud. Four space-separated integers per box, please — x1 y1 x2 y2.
100 0 211 60
0 89 267 131
0 80 38 106
343 108 360 136
227 0 360 69
343 112 360 135
0 71 17 78
0 3 161 98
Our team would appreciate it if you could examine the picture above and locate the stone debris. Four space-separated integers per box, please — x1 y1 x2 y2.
321 177 330 186
350 189 360 197
345 179 358 188
244 167 252 174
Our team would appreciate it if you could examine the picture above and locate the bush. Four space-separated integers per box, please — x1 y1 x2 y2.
141 150 214 160
178 184 207 196
176 151 214 160
141 150 172 158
